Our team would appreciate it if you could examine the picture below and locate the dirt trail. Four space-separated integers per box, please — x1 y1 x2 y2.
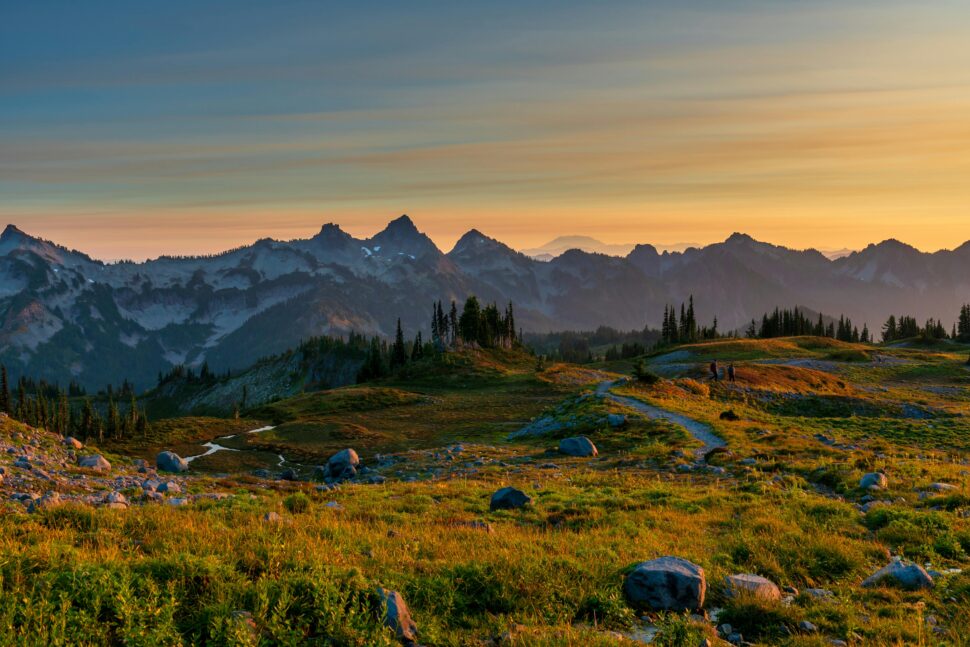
597 381 726 460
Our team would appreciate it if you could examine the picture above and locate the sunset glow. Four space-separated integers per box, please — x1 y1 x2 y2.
4 1 970 259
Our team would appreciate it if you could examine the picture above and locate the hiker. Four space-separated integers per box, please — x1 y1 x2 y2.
710 359 719 382
727 363 736 382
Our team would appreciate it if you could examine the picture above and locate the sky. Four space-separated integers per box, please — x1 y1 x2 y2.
3 1 970 260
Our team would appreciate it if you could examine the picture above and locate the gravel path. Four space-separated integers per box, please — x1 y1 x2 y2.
598 381 726 460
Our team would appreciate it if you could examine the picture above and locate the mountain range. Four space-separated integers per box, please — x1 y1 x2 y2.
2 216 968 390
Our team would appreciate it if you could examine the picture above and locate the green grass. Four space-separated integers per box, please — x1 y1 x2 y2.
5 339 970 644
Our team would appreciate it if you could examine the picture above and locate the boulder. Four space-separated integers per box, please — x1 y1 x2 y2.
279 467 299 481
377 588 418 644
928 482 957 492
724 574 781 601
77 454 111 472
558 436 598 457
860 472 888 490
862 560 934 590
63 436 84 450
157 451 189 473
319 448 360 481
489 487 532 511
719 410 740 421
624 556 706 611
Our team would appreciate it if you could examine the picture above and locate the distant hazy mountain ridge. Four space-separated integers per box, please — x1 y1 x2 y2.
1 218 968 389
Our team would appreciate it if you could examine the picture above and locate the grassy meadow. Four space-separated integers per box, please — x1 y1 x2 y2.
2 339 969 645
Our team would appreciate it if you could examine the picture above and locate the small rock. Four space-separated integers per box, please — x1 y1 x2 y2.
725 574 781 601
263 511 282 523
63 436 84 450
862 560 934 590
102 491 128 509
798 620 817 633
860 472 888 491
157 481 181 494
77 454 111 471
558 436 598 457
489 487 532 511
928 482 957 492
279 467 298 481
156 451 189 473
377 588 418 644
803 588 834 599
607 413 626 427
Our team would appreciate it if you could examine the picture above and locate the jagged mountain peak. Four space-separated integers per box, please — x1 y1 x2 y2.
1 224 27 240
367 215 441 259
450 229 517 256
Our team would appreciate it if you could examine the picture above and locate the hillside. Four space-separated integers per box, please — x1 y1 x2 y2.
3 218 970 390
2 339 968 644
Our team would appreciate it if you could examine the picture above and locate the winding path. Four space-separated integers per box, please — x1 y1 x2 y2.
597 381 725 460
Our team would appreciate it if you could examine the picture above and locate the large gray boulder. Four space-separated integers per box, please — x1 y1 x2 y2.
862 560 933 590
156 451 189 473
319 448 360 481
624 557 706 611
489 487 532 511
558 436 598 457
377 588 418 645
724 574 781 601
860 472 888 490
77 454 111 472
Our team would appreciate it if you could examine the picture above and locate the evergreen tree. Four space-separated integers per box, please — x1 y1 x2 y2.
448 301 459 343
390 319 408 368
458 297 482 344
411 331 424 361
0 364 9 415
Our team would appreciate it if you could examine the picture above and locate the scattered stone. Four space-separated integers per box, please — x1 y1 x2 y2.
804 588 834 599
63 436 83 449
799 620 817 633
377 588 418 644
607 413 627 428
453 520 495 534
263 511 282 523
27 491 61 513
624 556 706 611
157 481 181 494
558 436 598 457
490 487 532 511
156 451 189 473
724 574 781 601
103 491 129 509
860 472 888 491
77 454 111 472
862 560 934 590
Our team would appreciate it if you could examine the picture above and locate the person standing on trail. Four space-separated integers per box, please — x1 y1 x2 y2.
710 359 719 382
727 364 736 382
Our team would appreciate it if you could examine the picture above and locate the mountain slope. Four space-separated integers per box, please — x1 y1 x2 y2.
2 218 968 390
